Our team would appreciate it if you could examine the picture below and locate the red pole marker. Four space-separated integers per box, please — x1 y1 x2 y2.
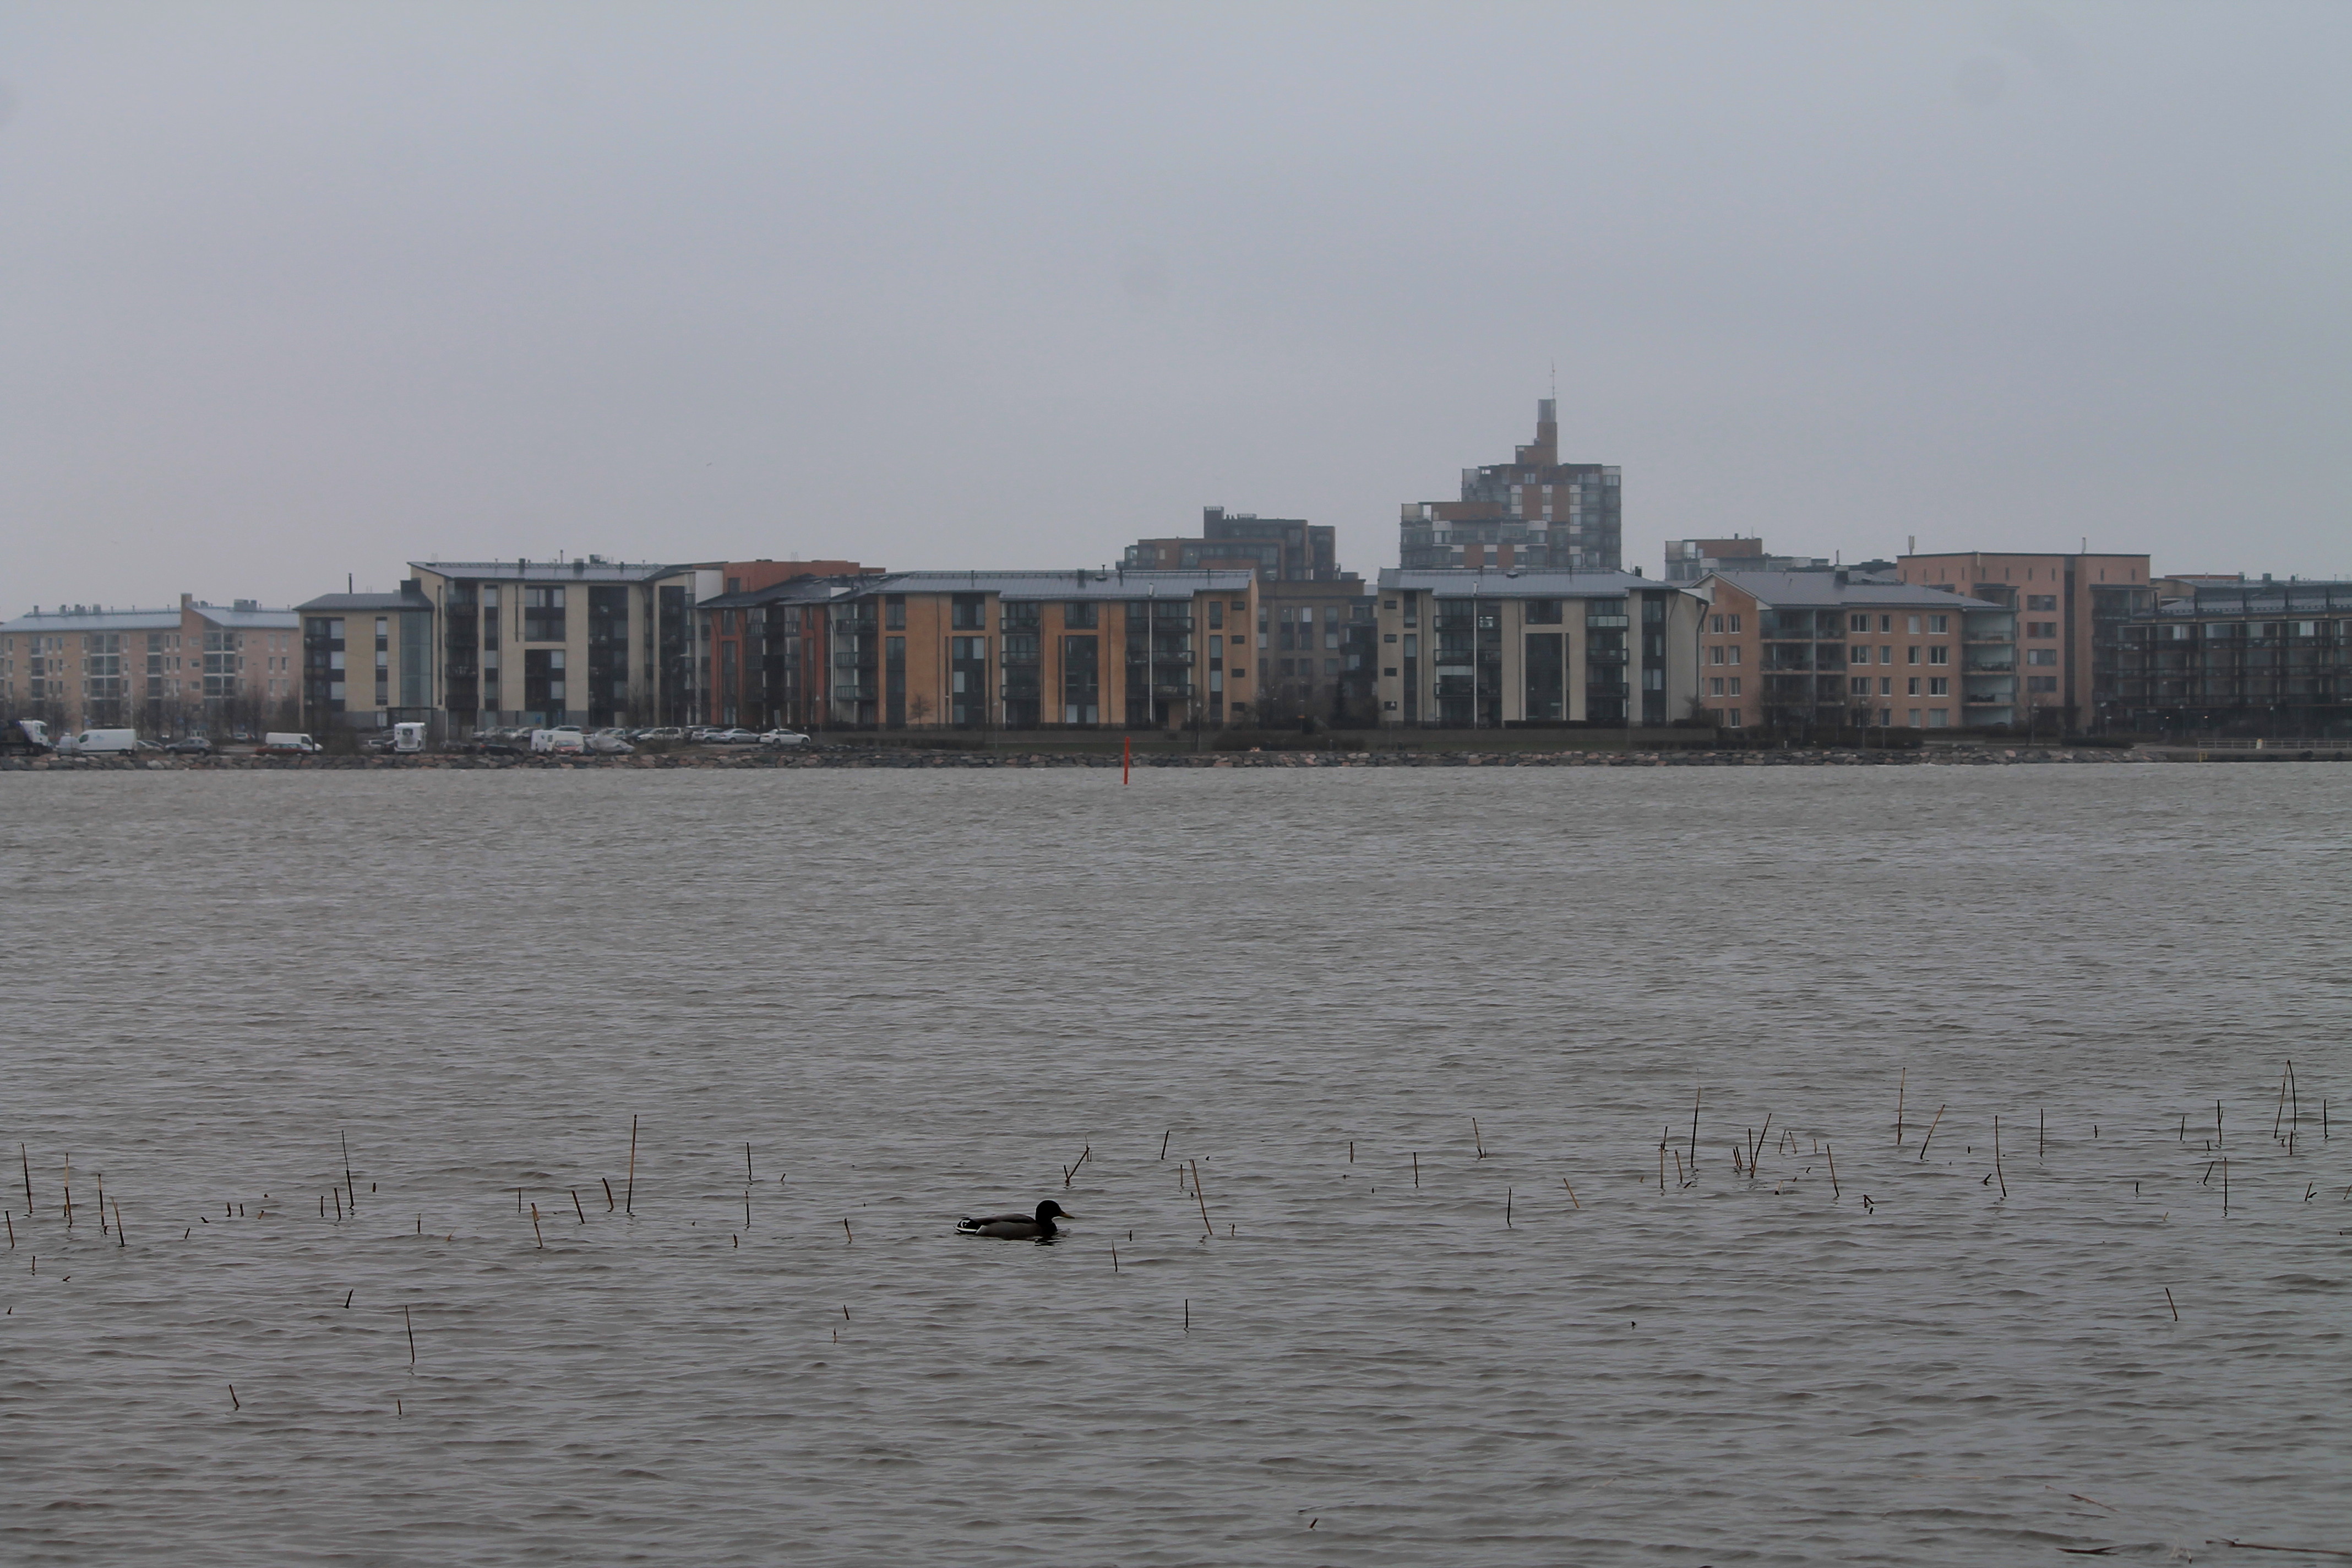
1123 736 1130 785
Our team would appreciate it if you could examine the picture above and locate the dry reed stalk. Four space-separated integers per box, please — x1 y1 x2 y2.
1690 1088 1702 1171
334 1185 342 1223
4 1212 12 1248
1506 1189 1513 1228
1349 1141 1354 1163
625 1115 638 1215
228 1385 238 1411
1826 1142 1839 1200
602 1178 615 1212
1917 1106 1946 1162
2166 1286 2179 1321
1160 1130 1170 1161
404 1305 417 1364
571 1189 587 1224
1412 1151 1420 1189
19 1145 29 1215
342 1131 355 1216
62 1156 72 1229
2274 1066 2290 1141
112 1200 124 1246
1191 1159 1213 1236
1993 1116 2007 1199
841 1217 853 1245
1183 1298 1189 1332
530 1204 544 1249
96 1174 106 1234
745 1142 753 1185
2222 1157 2229 1216
1110 1246 1119 1273
1896 1069 1907 1146
1473 1119 1485 1159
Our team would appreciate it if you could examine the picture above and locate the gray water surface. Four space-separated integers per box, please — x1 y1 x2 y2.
4 766 2348 1565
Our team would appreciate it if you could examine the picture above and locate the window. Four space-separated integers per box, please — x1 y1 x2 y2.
1928 646 1948 666
884 596 906 630
1906 616 1921 634
2027 675 2059 692
1928 614 1948 634
1709 615 1725 634
1879 677 1893 696
1727 646 1741 665
1850 614 1871 633
1728 677 1741 696
2026 647 2057 666
951 594 986 630
1907 677 1920 695
1064 602 1097 629
1526 599 1563 624
523 586 566 642
1907 646 1921 665
2026 620 2059 638
1207 600 1223 629
2026 594 2058 612
1728 614 1741 633
1208 634 1223 658
1727 708 1742 728
1928 677 1948 695
1928 709 1950 728
1850 676 1872 696
1709 677 1725 696
1708 646 1724 666
1880 616 1893 633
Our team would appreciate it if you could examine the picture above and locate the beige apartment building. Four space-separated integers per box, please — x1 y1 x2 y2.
1690 571 2000 732
302 559 716 734
1373 569 1700 728
1896 552 2151 731
0 596 300 736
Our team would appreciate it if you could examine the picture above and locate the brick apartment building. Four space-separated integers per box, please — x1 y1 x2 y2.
1 595 301 736
1896 551 2152 731
1374 569 1697 728
1690 571 1997 733
1398 400 1620 571
695 560 881 731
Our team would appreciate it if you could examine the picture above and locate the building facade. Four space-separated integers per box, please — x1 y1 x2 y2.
2110 576 2352 737
294 585 437 732
815 570 1259 731
1691 571 2001 732
1 596 300 736
1374 569 1697 728
1664 537 1837 583
1124 508 1342 582
1896 552 2152 731
1398 400 1621 572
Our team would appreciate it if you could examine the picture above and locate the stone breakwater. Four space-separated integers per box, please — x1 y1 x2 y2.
6 744 2164 772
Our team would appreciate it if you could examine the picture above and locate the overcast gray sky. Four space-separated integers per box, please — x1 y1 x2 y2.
4 1 2346 608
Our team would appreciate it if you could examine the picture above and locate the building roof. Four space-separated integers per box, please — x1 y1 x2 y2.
296 590 435 614
189 603 301 629
846 569 1259 602
411 558 694 584
1376 568 1670 599
1700 571 1999 609
0 606 186 634
698 575 872 610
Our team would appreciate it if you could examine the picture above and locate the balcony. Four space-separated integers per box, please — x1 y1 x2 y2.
1149 682 1196 699
1136 614 1194 632
832 651 877 671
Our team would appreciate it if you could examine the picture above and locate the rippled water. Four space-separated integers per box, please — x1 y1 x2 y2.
4 765 2349 1566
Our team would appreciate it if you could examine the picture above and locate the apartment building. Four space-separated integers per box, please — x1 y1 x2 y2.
1691 571 2000 732
1896 552 2151 731
294 585 436 731
395 558 713 733
1373 569 1697 728
696 570 879 731
1398 400 1621 571
1 596 300 735
2111 576 2352 737
1124 508 1342 582
1663 536 1841 583
788 569 1259 731
1121 508 1373 723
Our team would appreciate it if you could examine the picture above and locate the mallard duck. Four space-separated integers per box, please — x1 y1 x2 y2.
955 1200 1072 1240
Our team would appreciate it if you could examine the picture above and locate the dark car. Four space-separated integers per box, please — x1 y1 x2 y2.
164 736 213 755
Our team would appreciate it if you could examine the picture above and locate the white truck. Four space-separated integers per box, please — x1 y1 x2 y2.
2 718 53 756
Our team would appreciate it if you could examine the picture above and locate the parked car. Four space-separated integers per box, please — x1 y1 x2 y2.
758 728 811 748
705 727 761 744
164 736 213 755
259 732 321 755
531 726 587 754
588 732 635 754
638 727 685 742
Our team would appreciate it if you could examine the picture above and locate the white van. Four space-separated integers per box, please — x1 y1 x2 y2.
259 732 321 754
530 726 586 754
61 728 139 754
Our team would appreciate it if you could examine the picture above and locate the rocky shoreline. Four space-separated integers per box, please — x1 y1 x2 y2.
0 743 2224 772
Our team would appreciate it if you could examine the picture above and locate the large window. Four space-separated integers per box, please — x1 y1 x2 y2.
523 586 566 643
1064 601 1098 629
950 594 985 630
1061 634 1099 723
